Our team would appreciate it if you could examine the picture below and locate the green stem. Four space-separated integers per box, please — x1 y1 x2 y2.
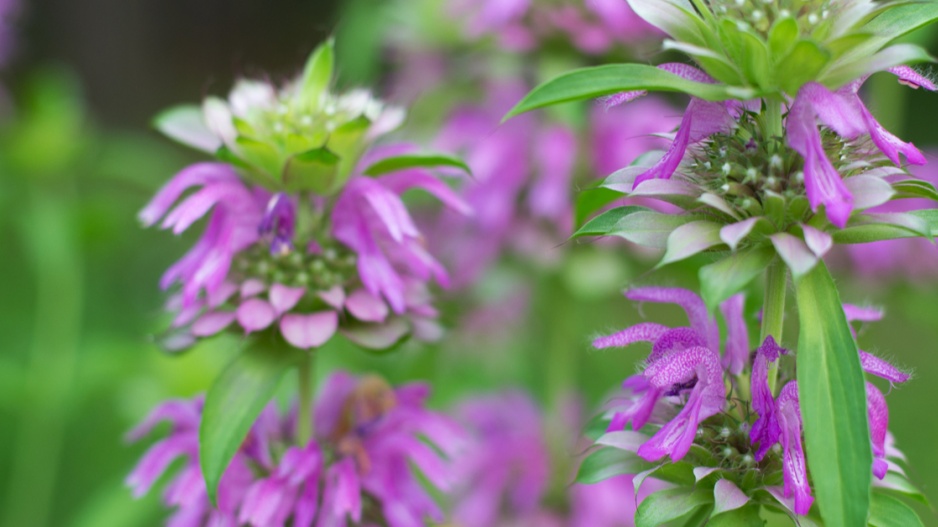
763 97 784 140
761 259 788 393
297 352 315 445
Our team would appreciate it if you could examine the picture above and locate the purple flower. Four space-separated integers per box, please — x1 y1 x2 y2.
541 0 658 54
447 0 535 50
786 68 935 227
749 336 788 461
128 372 464 527
594 287 743 462
776 381 814 516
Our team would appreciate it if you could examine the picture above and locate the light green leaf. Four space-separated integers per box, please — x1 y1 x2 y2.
300 39 335 103
876 473 931 506
891 179 938 202
776 40 831 95
152 105 220 153
708 504 765 527
770 232 819 279
609 211 698 249
574 186 623 228
832 211 932 244
768 17 799 58
573 206 649 238
575 447 652 484
795 262 872 527
635 487 714 527
868 492 925 527
200 337 304 505
822 43 935 89
699 246 775 309
235 136 283 181
658 220 725 267
504 64 752 120
283 147 340 193
361 153 470 177
863 2 938 45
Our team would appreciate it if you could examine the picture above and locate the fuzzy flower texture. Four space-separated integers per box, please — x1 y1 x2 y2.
142 43 469 352
128 372 464 527
591 287 910 518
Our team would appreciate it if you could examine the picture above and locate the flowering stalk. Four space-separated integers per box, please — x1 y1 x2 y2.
508 1 938 524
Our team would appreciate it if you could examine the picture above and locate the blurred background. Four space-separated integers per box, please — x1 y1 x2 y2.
2 0 938 525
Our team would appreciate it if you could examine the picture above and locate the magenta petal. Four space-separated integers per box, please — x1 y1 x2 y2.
802 225 833 258
378 169 472 216
345 289 390 323
332 458 362 522
889 66 937 91
236 299 276 333
279 312 339 349
777 382 814 516
859 350 910 384
191 311 237 337
592 322 669 349
866 382 890 480
269 283 305 315
719 294 749 375
843 304 884 323
240 279 266 298
138 163 238 226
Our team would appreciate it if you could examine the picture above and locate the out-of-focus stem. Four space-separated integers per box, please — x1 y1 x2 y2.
2 188 83 527
297 352 315 445
761 259 787 393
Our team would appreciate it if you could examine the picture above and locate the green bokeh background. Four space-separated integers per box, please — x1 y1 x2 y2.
1 1 938 525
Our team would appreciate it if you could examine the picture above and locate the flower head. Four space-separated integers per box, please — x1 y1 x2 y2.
128 372 464 527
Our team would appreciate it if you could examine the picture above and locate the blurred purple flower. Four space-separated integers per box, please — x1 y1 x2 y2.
128 372 464 527
142 147 467 351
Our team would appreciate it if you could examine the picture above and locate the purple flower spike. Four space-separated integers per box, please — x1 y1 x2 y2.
719 294 749 375
625 287 720 352
866 382 891 480
749 336 789 461
637 346 725 461
787 83 862 228
258 193 296 255
777 382 814 516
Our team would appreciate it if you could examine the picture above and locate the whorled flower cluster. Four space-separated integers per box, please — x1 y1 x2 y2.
127 372 464 527
143 43 469 352
590 287 909 518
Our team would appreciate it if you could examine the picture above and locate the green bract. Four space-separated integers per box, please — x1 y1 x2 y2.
631 0 936 95
154 40 406 194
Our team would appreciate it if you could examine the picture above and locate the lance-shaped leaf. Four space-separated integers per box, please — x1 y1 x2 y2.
153 105 221 153
574 186 622 228
635 487 714 527
891 179 938 202
822 43 936 90
658 220 724 267
875 473 930 506
299 38 334 102
771 232 819 279
609 211 699 249
868 492 925 527
200 337 304 504
628 0 710 46
504 64 753 120
795 262 872 527
283 147 340 193
712 479 750 516
833 212 932 244
845 175 895 210
361 152 470 177
708 504 764 527
699 246 775 309
776 40 831 95
574 206 649 237
863 2 938 46
575 447 652 485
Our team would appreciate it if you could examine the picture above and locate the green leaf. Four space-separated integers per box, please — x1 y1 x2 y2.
609 211 698 248
770 233 819 280
699 246 775 309
504 64 754 120
235 136 283 181
911 209 938 235
863 2 938 45
708 504 765 527
663 40 742 85
635 487 714 527
200 337 304 504
658 220 724 267
876 472 931 506
300 39 335 102
152 105 220 153
573 206 649 237
574 186 623 228
868 492 925 527
822 43 935 89
361 153 470 177
891 179 938 202
768 17 799 58
575 447 652 484
283 147 340 193
832 211 932 243
795 262 872 527
776 40 831 95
